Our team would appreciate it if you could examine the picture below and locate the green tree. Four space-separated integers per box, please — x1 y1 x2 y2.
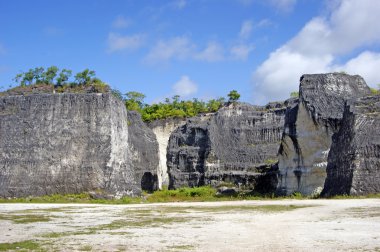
33 67 45 84
56 69 72 86
42 66 59 84
21 69 35 86
74 69 96 85
125 91 146 111
290 91 299 98
13 73 24 86
227 90 240 103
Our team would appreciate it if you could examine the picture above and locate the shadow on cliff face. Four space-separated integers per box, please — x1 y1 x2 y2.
141 172 158 193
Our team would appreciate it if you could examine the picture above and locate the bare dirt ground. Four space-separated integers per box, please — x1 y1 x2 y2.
0 199 379 251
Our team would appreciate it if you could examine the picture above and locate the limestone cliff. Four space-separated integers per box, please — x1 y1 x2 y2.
147 118 186 189
277 73 371 195
127 111 160 192
167 102 289 192
322 95 380 196
0 93 157 198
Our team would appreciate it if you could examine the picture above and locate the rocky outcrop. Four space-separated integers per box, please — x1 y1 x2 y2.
167 102 289 193
322 95 380 196
127 111 159 192
277 73 371 195
0 93 155 198
148 118 186 189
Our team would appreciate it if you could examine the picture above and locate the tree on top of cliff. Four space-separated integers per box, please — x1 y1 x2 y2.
7 66 109 95
228 90 240 103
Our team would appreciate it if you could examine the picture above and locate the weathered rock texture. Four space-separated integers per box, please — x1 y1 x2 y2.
148 118 186 189
167 103 289 192
322 95 380 196
277 73 371 195
0 93 155 198
127 111 159 192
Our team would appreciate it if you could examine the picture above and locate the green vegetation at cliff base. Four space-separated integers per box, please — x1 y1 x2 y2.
1 187 380 204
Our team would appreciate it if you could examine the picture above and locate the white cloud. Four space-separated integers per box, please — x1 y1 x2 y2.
112 16 131 29
144 36 195 64
239 20 253 39
336 51 380 86
145 37 226 64
230 44 255 60
172 75 198 97
252 0 380 104
195 42 225 62
107 33 145 53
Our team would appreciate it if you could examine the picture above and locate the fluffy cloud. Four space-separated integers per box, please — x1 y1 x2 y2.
172 75 198 97
252 0 380 104
336 51 380 86
112 16 131 29
107 33 145 53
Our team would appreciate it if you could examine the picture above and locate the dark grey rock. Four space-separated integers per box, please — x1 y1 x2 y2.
0 93 152 198
322 95 380 196
167 102 288 193
127 111 159 192
277 73 371 195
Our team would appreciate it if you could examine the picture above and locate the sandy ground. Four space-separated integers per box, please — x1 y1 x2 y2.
0 199 380 251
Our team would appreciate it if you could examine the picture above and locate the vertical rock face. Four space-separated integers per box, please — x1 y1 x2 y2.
322 95 380 196
127 111 160 192
167 102 289 192
147 118 186 189
277 73 371 195
0 93 148 197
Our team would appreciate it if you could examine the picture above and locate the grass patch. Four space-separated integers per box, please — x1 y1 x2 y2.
0 214 51 223
326 193 380 199
1 187 379 204
78 245 93 251
93 216 189 230
146 186 217 203
0 240 42 251
179 204 314 213
346 207 380 218
167 244 195 251
40 230 97 239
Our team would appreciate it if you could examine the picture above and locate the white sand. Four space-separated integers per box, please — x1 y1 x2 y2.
0 199 379 251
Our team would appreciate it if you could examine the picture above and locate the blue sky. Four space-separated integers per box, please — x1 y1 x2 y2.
1 0 380 104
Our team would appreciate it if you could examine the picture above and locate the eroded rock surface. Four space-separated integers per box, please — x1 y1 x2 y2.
322 95 380 196
127 111 160 192
148 118 186 189
167 103 289 193
0 93 145 197
277 73 371 195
